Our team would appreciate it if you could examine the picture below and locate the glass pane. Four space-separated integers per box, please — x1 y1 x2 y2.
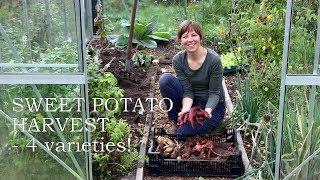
102 0 131 33
280 86 320 179
0 84 87 180
288 3 318 75
0 0 80 73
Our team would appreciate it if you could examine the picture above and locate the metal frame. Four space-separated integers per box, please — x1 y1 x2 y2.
0 111 84 180
0 74 85 84
0 63 78 68
275 0 320 179
75 0 93 179
0 0 93 179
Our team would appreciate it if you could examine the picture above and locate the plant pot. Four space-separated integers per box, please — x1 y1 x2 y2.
223 64 250 75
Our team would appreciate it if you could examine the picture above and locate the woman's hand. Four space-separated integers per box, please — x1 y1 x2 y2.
179 97 193 117
205 108 212 118
178 109 189 117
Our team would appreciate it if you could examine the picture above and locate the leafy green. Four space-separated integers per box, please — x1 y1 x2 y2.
114 16 171 49
132 50 153 67
221 52 239 69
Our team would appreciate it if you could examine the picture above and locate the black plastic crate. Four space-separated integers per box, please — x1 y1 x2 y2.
146 126 245 177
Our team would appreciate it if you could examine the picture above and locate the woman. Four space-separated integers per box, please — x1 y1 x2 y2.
159 20 226 136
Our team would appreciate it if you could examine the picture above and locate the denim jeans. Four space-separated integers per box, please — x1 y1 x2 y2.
159 73 226 136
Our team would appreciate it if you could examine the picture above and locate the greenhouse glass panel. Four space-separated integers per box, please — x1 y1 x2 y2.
288 2 318 75
0 84 89 180
0 0 92 179
279 86 320 179
0 0 81 73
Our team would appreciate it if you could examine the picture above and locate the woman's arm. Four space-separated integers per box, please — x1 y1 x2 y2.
172 53 194 115
206 57 223 111
204 107 213 118
179 97 193 116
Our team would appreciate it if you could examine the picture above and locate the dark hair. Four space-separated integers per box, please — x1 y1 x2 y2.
176 20 203 43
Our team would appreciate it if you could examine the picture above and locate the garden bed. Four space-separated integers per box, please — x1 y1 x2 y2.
89 38 248 179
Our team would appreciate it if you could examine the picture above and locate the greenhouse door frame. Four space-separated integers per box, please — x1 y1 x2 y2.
275 0 320 179
0 0 93 179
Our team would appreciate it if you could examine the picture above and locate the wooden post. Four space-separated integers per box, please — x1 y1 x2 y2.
125 0 138 72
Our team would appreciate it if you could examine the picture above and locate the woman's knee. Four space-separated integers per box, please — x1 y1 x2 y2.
177 124 197 136
159 73 175 89
177 110 225 136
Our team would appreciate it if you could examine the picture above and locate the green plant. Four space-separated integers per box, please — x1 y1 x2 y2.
106 118 130 144
231 101 277 180
132 50 153 67
87 57 139 179
94 0 114 47
92 118 139 179
40 42 77 64
279 97 320 179
236 77 260 124
114 16 171 49
229 0 285 66
221 52 239 69
247 61 281 109
88 59 124 117
95 16 114 47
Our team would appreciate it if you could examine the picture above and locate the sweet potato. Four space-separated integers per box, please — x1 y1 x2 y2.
156 136 177 157
178 107 210 127
177 111 189 127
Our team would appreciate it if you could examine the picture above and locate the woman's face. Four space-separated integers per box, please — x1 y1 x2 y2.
180 29 202 53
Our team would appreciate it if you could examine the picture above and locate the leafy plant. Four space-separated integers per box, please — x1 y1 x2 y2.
132 50 153 67
94 1 114 47
87 58 139 179
236 77 260 123
92 118 139 179
113 16 171 49
247 61 281 109
106 118 130 144
40 42 77 64
280 97 320 179
221 52 239 69
88 58 124 117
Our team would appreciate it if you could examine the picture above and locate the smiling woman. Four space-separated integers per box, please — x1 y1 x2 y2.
159 20 226 136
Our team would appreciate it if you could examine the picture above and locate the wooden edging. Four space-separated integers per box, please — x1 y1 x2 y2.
223 78 251 172
222 78 234 116
136 76 155 180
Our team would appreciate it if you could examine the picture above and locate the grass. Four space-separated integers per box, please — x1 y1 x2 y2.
105 0 231 39
138 1 186 35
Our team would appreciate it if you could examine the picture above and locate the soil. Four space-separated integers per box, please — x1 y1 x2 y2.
90 37 243 179
224 75 238 105
97 46 159 126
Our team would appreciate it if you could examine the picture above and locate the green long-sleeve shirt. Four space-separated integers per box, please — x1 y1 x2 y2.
172 48 225 110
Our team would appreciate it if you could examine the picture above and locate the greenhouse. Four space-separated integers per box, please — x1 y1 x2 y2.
0 0 319 179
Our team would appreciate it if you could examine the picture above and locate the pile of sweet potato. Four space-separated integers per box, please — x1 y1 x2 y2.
155 135 236 160
177 107 210 127
180 136 236 160
155 136 179 158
